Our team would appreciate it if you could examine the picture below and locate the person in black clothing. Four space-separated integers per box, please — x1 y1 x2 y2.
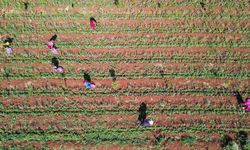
233 91 244 105
24 2 29 10
51 57 64 73
4 37 14 44
50 34 57 41
138 102 154 126
200 2 206 10
233 91 250 112
3 37 14 54
238 131 248 149
138 102 147 125
113 0 119 5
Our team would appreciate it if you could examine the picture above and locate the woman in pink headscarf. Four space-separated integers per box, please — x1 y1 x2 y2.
48 34 57 48
89 17 97 31
241 98 250 112
233 91 250 112
48 34 58 54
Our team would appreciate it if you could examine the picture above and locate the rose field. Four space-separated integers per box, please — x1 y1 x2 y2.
0 0 249 149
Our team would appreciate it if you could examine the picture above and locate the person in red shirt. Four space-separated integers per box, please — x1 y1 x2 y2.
89 17 97 31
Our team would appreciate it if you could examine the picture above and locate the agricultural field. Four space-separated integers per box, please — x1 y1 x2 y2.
0 0 250 149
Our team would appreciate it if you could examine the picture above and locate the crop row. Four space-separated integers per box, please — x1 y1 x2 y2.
14 31 249 42
12 41 248 49
0 141 222 150
1 0 248 7
1 71 248 80
31 5 250 16
162 0 248 7
1 48 249 64
0 0 248 8
0 95 239 112
1 62 249 72
2 113 247 127
0 106 242 116
2 23 249 35
0 62 250 73
0 94 241 114
1 87 249 99
10 33 249 49
1 19 249 34
1 114 249 133
2 55 249 64
1 6 249 21
0 126 244 142
0 125 247 145
0 78 249 91
1 47 248 57
0 62 249 79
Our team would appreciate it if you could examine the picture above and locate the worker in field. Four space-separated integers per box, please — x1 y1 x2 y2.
220 135 240 149
24 2 29 10
233 91 250 112
200 2 206 10
48 34 58 54
48 34 57 49
109 69 120 90
83 71 96 89
89 17 97 31
241 98 250 112
237 131 248 149
113 0 119 5
138 102 154 126
2 37 14 54
51 57 64 73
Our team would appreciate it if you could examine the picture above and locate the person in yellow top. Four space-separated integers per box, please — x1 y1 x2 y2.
1 40 9 48
109 69 121 90
2 41 9 47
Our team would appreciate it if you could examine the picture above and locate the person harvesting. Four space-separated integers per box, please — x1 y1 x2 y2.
89 17 97 31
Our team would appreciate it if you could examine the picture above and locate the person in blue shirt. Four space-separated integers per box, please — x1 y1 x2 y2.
83 72 96 89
